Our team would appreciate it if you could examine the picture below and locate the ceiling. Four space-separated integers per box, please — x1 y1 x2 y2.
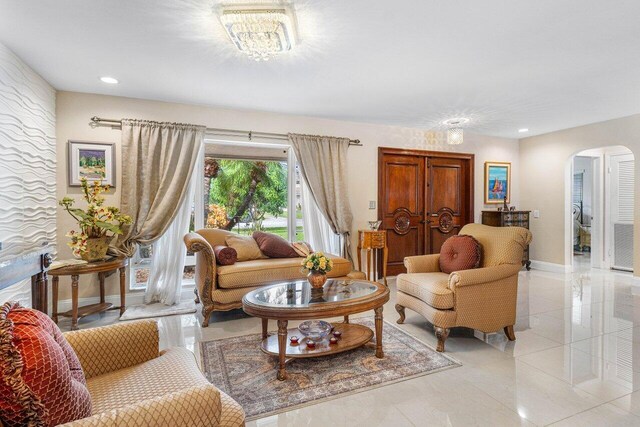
1 0 640 138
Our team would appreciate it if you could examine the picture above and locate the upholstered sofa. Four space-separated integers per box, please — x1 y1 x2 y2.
395 223 532 352
185 228 363 326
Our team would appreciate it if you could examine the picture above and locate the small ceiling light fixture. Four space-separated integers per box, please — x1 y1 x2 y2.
443 118 469 145
99 76 118 84
518 128 529 133
219 5 297 61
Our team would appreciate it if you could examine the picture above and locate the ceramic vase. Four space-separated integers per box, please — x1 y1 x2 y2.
307 270 328 289
81 236 112 262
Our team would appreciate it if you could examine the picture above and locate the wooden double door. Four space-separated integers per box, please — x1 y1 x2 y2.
378 148 474 276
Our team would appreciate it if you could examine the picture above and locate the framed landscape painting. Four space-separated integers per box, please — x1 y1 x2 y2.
68 141 115 187
484 161 510 204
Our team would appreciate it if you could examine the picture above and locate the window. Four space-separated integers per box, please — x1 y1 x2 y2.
195 141 303 240
130 140 303 290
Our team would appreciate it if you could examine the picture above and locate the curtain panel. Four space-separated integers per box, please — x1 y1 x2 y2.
288 133 354 260
112 119 205 257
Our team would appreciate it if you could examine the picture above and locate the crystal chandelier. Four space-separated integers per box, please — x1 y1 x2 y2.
443 118 469 145
220 8 296 61
447 128 464 145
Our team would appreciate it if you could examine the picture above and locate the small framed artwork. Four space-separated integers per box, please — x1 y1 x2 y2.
68 141 115 187
484 161 511 204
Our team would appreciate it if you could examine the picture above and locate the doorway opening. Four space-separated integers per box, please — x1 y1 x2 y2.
569 146 634 272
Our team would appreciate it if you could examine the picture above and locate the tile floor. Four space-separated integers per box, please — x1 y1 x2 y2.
58 258 640 426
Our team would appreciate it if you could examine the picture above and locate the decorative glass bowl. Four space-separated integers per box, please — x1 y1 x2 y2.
368 220 382 230
298 320 332 341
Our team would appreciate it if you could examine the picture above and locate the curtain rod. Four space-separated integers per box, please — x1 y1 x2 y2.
89 116 362 146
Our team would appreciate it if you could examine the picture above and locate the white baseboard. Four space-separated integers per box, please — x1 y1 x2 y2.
632 276 640 287
529 260 572 274
52 287 196 314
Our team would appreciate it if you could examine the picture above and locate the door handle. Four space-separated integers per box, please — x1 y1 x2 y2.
420 220 432 224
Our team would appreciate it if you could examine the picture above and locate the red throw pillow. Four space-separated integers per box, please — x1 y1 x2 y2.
252 231 299 258
0 302 92 426
214 245 237 266
439 234 482 274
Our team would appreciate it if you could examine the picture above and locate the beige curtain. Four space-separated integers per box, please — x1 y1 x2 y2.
111 119 205 257
288 133 354 260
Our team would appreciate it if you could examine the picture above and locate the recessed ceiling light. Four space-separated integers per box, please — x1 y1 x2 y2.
100 76 118 84
518 128 529 133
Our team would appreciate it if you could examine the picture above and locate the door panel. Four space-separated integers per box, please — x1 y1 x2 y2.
426 158 469 254
379 154 425 276
379 148 474 276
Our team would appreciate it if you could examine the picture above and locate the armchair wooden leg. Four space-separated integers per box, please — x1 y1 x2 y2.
201 305 214 327
194 288 200 304
435 327 449 352
395 304 406 324
504 325 516 341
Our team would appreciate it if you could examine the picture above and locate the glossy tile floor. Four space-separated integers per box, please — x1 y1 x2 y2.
59 257 640 426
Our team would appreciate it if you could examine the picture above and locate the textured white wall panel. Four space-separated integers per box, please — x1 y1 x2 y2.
0 42 56 306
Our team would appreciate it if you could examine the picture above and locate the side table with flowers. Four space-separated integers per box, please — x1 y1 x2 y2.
52 178 133 329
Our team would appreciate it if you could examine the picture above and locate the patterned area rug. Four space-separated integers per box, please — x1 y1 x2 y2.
200 318 460 420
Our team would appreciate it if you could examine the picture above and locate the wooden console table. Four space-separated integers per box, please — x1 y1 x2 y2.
357 230 388 286
50 256 128 330
481 210 531 270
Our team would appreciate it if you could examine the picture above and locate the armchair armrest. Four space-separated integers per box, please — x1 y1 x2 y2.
63 320 159 379
60 385 225 427
184 233 215 263
448 263 522 290
404 254 441 273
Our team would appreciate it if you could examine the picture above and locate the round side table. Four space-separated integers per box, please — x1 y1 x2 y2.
49 256 128 330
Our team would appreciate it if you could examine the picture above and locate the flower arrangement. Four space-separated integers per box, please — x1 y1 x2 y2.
301 252 333 274
59 178 132 259
206 204 228 229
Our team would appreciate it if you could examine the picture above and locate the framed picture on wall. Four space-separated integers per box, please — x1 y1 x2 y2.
484 161 511 204
68 141 115 187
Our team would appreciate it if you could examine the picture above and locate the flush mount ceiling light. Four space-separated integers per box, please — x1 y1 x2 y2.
99 76 118 84
219 6 297 61
518 128 529 133
443 118 469 145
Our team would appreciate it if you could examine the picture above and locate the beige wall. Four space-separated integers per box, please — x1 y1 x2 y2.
519 114 640 273
56 91 519 300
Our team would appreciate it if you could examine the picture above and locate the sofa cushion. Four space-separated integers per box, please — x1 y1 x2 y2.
439 234 481 274
225 234 265 262
396 273 454 309
217 255 352 289
0 302 92 426
87 347 212 415
252 231 299 258
214 245 237 266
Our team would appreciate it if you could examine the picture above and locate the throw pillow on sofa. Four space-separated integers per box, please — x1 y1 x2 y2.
439 234 482 274
291 241 313 257
0 302 92 426
225 234 266 262
213 245 237 265
252 231 300 258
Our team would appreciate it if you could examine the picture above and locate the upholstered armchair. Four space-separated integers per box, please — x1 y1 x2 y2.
60 320 245 426
395 223 532 352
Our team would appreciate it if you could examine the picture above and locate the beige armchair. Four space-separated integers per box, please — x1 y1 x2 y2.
60 320 245 426
395 223 532 352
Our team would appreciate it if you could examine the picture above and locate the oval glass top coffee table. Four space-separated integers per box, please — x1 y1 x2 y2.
242 278 389 380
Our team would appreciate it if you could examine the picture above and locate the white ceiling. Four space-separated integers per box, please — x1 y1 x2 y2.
1 0 640 138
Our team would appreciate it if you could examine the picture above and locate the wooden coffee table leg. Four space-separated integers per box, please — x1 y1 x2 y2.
277 319 288 381
71 275 79 330
344 315 349 324
52 276 59 323
374 306 383 358
262 318 268 339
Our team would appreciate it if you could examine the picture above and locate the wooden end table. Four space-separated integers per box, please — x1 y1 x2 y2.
357 229 388 286
242 279 389 381
49 256 128 330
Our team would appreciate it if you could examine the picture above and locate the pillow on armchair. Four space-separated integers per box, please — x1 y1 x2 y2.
439 234 482 274
0 302 92 426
